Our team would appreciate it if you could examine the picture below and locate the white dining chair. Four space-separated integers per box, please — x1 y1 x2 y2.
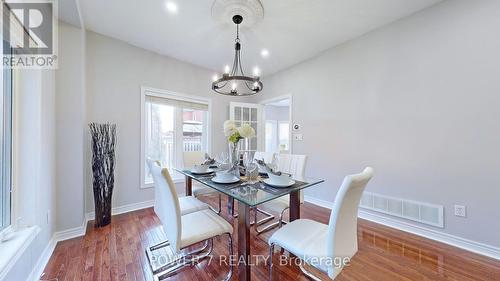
254 154 307 234
147 162 234 281
268 167 374 280
253 151 275 164
146 160 211 275
183 151 222 214
147 159 209 216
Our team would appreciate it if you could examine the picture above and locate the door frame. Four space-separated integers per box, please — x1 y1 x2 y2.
260 94 293 154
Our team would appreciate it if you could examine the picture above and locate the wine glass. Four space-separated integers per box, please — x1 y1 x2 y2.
216 151 229 169
270 153 280 173
243 152 258 184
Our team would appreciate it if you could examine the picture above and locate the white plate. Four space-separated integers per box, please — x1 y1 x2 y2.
263 178 296 188
212 176 240 184
190 169 215 175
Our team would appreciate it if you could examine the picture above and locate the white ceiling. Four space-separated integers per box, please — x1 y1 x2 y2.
67 0 443 76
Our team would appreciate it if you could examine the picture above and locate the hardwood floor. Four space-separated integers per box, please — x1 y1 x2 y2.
41 196 500 281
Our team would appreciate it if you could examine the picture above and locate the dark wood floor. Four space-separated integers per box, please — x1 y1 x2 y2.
41 196 500 281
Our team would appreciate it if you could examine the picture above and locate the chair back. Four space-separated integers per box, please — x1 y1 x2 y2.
326 167 374 278
183 151 205 168
148 160 182 253
277 154 307 202
253 151 275 163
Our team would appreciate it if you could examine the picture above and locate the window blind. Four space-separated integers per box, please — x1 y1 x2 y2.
145 95 208 111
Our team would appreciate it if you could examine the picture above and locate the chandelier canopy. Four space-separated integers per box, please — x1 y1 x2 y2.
212 15 263 96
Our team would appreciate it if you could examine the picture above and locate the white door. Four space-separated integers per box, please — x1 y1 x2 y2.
229 102 263 154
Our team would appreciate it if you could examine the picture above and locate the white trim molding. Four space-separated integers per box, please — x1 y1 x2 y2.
86 200 155 221
304 196 500 260
27 200 155 281
27 236 57 281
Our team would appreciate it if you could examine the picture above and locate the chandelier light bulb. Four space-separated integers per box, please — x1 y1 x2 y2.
212 74 219 82
232 82 237 90
224 65 230 74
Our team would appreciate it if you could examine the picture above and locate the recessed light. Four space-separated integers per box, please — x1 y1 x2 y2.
260 49 269 58
165 2 178 14
253 67 260 77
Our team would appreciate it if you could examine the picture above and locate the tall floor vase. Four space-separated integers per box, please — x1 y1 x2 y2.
89 123 116 227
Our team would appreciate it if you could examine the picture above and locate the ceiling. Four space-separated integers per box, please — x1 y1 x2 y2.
62 0 443 76
266 99 290 107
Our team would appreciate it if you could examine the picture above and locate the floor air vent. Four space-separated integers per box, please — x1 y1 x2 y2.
360 192 444 228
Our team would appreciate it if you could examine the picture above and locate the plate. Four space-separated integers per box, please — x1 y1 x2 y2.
263 178 296 188
190 169 215 175
212 176 240 184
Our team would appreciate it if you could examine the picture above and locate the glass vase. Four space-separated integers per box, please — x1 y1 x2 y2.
228 141 240 178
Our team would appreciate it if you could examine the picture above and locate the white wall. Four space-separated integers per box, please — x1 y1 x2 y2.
55 22 86 231
259 0 500 248
85 31 251 212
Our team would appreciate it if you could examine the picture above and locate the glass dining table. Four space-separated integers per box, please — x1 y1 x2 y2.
176 168 324 281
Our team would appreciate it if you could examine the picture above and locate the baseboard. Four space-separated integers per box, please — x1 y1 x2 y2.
85 200 155 221
52 219 88 242
304 196 500 260
27 237 57 281
27 200 155 281
304 195 333 210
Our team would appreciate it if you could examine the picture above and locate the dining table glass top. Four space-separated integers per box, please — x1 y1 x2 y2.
176 168 324 207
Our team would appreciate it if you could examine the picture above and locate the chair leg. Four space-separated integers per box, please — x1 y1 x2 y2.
298 262 322 281
255 207 288 234
253 208 275 226
147 240 210 275
208 193 222 215
150 240 170 251
222 233 234 281
155 239 214 280
269 243 275 281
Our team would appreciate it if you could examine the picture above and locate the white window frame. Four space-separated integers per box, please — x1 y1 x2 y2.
140 86 212 189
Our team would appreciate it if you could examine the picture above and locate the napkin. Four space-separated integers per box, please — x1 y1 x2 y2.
255 159 282 176
202 153 216 165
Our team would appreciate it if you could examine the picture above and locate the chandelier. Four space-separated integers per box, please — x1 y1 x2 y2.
212 15 263 96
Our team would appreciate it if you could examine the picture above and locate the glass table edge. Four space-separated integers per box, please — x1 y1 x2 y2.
176 168 325 207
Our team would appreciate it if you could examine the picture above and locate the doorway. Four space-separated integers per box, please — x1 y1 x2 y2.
262 96 292 154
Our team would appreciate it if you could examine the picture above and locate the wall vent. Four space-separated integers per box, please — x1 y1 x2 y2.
360 192 444 228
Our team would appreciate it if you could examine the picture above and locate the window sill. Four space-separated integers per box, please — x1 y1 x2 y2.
0 225 40 280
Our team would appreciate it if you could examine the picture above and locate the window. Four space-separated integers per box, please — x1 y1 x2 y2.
1 39 13 231
141 88 210 187
265 120 277 153
264 121 290 153
278 122 290 152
